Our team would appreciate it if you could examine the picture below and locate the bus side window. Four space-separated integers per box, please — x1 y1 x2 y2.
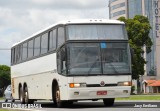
49 29 57 51
57 27 65 48
28 39 34 58
57 47 66 75
12 48 16 64
11 48 13 64
22 42 28 61
34 36 41 56
61 47 66 74
16 45 22 63
19 45 22 62
41 33 48 54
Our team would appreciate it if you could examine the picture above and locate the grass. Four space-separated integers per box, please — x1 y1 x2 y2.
0 109 20 111
116 95 160 100
1 95 160 101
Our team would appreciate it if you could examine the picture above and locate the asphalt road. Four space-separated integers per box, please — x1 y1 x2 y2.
1 100 160 111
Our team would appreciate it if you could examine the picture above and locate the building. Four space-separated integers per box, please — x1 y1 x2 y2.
109 0 160 93
109 0 128 20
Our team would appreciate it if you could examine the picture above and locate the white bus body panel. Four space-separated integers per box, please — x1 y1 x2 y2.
11 53 69 99
12 52 131 100
67 76 131 100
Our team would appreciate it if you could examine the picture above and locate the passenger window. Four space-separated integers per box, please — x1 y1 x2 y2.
12 48 16 64
19 45 22 62
34 36 40 56
41 33 48 54
28 39 34 58
57 47 66 75
14 47 17 63
49 29 57 51
57 27 65 48
11 48 14 64
22 42 28 60
16 45 22 63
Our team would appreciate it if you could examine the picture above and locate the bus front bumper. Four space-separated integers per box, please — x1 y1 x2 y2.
67 86 131 100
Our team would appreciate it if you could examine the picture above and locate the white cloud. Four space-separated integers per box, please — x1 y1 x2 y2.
0 0 109 66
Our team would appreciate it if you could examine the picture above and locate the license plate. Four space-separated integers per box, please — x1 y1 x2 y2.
97 91 107 95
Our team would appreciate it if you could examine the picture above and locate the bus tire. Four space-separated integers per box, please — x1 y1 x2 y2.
24 87 29 104
20 87 25 104
103 98 115 107
66 100 73 105
55 86 64 108
24 86 34 104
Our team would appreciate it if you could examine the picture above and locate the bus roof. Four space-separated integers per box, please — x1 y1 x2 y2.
58 19 124 25
12 19 124 47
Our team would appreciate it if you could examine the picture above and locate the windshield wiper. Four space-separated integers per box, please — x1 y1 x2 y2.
88 59 100 75
104 61 119 74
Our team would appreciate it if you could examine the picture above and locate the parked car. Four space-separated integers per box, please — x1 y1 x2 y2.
4 85 15 102
0 88 4 97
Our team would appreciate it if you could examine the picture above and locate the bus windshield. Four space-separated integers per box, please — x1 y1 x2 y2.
67 42 131 76
67 25 127 40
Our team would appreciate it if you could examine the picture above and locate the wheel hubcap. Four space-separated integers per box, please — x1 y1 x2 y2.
56 90 60 103
20 93 23 102
24 91 28 103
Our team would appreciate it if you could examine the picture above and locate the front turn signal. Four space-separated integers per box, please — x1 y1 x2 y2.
118 81 132 86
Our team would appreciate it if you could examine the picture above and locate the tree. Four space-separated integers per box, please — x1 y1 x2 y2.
0 65 11 89
118 15 153 80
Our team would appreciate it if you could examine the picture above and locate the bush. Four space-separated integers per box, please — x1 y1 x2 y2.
0 88 4 97
131 86 135 95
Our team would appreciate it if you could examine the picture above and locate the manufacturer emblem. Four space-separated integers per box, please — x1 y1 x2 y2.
100 81 105 86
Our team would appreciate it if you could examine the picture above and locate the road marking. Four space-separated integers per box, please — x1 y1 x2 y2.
6 108 44 111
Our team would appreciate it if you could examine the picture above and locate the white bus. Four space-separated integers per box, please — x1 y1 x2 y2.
11 19 132 107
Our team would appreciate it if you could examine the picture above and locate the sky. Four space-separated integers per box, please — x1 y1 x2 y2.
0 0 109 66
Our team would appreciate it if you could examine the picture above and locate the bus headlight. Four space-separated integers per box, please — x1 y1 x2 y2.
69 83 86 88
118 81 132 86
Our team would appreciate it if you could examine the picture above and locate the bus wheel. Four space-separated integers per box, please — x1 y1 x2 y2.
66 100 73 105
24 87 34 104
103 98 115 107
24 87 29 104
20 87 25 104
55 86 64 108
